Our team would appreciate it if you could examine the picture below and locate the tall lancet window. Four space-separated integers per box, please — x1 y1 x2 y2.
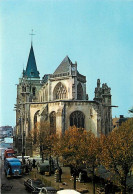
77 83 83 100
33 110 39 144
49 111 56 134
53 82 67 100
70 111 85 128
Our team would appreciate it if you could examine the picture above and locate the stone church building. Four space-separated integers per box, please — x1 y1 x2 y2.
15 44 112 155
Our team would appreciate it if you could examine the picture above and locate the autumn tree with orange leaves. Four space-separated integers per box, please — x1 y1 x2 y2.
29 121 54 161
79 131 100 194
59 126 85 189
100 118 133 194
58 127 99 192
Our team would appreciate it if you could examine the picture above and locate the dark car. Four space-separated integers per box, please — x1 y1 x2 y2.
24 178 45 193
39 187 57 194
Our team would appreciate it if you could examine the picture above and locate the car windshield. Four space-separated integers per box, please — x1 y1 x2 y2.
32 180 44 187
7 153 14 157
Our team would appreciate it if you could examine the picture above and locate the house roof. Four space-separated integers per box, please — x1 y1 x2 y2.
53 56 72 75
129 108 133 113
23 44 40 78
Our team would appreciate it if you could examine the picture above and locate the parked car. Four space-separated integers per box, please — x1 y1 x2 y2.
37 160 55 174
4 148 16 159
57 190 81 194
24 178 45 193
17 155 30 162
4 158 22 178
39 187 57 194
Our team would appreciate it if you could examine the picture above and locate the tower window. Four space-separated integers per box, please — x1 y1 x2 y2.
22 86 26 92
31 72 34 76
77 83 83 100
32 87 36 96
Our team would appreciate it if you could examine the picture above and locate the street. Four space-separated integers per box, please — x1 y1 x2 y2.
0 149 29 194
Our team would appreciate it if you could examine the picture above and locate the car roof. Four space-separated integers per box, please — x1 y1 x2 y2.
31 179 42 182
43 187 57 191
57 190 81 194
5 158 21 162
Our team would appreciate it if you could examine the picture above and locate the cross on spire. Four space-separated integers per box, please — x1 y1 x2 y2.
29 29 35 45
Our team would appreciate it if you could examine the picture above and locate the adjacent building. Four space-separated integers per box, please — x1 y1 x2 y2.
112 115 128 130
0 126 13 139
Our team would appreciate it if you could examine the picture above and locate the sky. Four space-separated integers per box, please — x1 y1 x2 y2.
0 0 133 127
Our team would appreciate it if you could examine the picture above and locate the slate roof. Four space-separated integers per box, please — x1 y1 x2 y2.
23 44 40 78
129 108 133 113
53 56 72 75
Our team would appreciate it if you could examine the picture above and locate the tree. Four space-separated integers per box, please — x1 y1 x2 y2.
79 131 100 194
100 118 133 194
30 121 53 161
59 126 85 190
50 133 61 166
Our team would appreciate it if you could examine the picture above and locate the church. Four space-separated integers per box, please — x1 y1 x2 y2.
15 43 112 155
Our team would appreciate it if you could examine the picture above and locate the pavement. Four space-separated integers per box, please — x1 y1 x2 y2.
28 167 95 194
26 165 133 194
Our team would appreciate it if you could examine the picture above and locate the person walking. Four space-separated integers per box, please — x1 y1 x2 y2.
58 167 62 182
32 159 36 168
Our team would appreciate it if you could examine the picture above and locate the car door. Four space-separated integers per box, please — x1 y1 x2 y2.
27 179 32 191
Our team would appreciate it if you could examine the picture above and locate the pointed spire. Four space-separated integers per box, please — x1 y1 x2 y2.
24 44 40 78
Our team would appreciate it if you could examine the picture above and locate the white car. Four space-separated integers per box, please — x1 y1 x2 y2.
57 190 81 194
39 187 57 194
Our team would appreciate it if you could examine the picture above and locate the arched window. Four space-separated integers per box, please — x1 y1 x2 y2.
53 82 67 100
33 111 39 144
77 83 83 100
34 111 39 129
70 111 85 128
43 92 44 101
49 111 56 134
45 89 48 101
32 87 36 96
22 85 26 92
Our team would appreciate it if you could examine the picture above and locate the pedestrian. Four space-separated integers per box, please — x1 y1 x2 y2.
32 159 36 168
58 167 62 182
25 163 29 174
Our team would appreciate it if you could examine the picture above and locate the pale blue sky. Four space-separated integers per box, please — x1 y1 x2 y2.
0 0 133 127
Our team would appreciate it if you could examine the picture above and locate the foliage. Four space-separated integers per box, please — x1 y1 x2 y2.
59 126 85 168
30 121 53 158
79 130 99 169
100 118 133 193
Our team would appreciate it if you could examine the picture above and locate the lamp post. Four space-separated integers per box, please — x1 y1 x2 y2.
20 111 25 163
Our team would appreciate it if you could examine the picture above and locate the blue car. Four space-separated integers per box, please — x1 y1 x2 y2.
4 158 22 178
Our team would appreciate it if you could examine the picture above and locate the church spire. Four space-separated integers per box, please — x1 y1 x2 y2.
23 44 40 78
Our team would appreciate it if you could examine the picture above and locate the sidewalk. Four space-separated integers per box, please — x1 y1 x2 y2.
28 167 94 193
